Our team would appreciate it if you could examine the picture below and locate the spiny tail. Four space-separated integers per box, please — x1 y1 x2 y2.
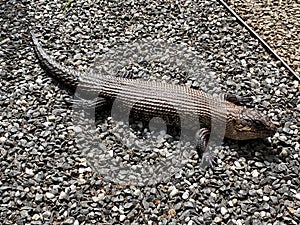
30 31 79 89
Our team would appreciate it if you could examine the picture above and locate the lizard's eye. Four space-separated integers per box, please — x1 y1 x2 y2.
253 120 265 128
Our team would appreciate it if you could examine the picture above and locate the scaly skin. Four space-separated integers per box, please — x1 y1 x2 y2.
31 32 276 166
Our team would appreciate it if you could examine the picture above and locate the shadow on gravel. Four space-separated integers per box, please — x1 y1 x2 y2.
224 138 279 163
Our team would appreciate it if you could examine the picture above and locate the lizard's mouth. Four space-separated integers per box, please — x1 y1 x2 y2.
248 123 277 140
258 127 276 139
226 122 277 140
261 119 277 137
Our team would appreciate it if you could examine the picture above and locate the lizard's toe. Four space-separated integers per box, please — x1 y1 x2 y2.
200 151 216 169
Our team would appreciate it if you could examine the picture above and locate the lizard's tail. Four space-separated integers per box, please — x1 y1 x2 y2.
30 31 79 89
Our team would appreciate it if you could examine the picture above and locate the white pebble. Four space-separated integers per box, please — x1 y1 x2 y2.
25 168 34 176
251 169 259 178
265 78 272 84
120 215 126 222
202 206 210 213
32 214 40 220
263 196 270 201
45 192 55 199
169 187 179 198
182 191 189 200
0 136 6 143
294 193 300 200
221 207 228 215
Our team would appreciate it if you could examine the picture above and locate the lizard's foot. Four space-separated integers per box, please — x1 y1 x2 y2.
221 93 252 105
200 151 216 169
116 70 135 79
68 96 108 109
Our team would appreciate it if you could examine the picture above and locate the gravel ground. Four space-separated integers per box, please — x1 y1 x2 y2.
224 0 300 76
1 0 300 224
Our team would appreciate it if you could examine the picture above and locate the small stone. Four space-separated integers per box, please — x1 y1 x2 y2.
251 169 259 178
42 211 51 218
249 189 256 196
47 115 56 121
0 136 6 143
64 218 74 224
78 168 86 174
274 90 281 96
254 162 265 168
278 135 287 142
98 192 105 200
36 78 43 84
168 209 176 217
74 53 82 60
120 215 126 222
220 207 228 215
202 207 210 213
192 81 199 88
70 184 76 191
228 198 238 206
282 127 290 134
25 168 34 176
174 172 182 179
265 78 272 84
257 189 263 195
294 193 300 200
287 207 295 214
263 196 270 201
199 177 206 184
32 214 40 220
59 191 68 200
123 154 130 161
201 33 210 39
185 80 192 87
293 80 299 88
35 193 43 202
112 206 119 212
182 191 189 200
270 196 278 204
188 221 194 225
234 160 242 168
133 188 141 196
169 187 179 198
92 196 99 202
260 211 266 217
280 149 289 157
226 80 236 86
214 217 222 223
124 202 133 209
142 199 149 209
15 191 20 197
241 59 247 67
184 201 194 208
45 192 55 199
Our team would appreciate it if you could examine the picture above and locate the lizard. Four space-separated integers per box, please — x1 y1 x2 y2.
30 32 276 167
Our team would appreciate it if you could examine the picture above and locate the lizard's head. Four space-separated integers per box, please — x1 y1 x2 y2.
225 107 276 140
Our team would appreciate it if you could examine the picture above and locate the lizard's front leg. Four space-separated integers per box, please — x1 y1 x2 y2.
195 128 216 168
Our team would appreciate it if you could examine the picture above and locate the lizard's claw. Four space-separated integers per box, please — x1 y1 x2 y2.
200 151 216 169
68 96 108 109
